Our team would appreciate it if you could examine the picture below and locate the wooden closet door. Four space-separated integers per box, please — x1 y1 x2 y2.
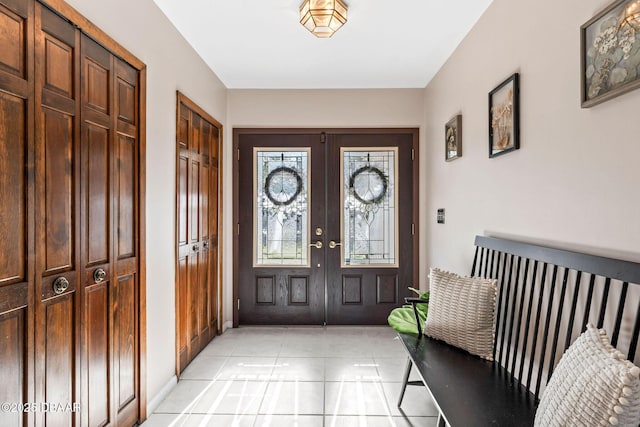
176 97 219 373
34 4 81 426
0 0 33 426
80 34 139 427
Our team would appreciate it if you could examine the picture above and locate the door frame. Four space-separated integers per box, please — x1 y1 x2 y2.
42 0 148 420
232 128 419 327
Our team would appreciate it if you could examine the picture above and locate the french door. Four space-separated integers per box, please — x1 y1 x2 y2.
235 129 417 325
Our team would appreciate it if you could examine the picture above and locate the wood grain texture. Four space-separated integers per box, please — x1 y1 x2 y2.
175 92 221 374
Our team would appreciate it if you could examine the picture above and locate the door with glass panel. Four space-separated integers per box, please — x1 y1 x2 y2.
235 129 416 325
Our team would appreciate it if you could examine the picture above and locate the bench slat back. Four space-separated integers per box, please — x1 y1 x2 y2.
471 236 640 401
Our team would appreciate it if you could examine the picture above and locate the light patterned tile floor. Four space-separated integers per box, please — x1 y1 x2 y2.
144 326 438 427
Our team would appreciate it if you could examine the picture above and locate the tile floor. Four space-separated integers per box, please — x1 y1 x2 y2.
144 326 439 427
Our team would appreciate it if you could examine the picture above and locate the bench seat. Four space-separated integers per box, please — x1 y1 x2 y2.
398 332 536 426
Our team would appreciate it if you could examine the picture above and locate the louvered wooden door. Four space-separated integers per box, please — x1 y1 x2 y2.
176 94 220 374
0 0 143 425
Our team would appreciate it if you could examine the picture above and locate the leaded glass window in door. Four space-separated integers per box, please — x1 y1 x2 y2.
254 149 310 266
341 148 398 267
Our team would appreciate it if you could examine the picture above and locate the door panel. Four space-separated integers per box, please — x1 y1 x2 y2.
0 310 27 427
0 92 26 283
36 7 80 426
1 0 143 424
112 56 139 427
236 129 416 325
175 95 221 374
326 134 414 324
0 1 31 425
44 296 75 427
85 282 109 427
237 133 325 325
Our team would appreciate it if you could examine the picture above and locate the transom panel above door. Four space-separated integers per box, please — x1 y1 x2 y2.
234 129 418 326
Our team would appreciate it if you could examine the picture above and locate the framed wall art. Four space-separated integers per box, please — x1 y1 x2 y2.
489 73 519 158
581 0 640 108
445 114 462 162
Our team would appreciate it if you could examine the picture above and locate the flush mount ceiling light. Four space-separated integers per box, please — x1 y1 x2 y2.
299 0 348 38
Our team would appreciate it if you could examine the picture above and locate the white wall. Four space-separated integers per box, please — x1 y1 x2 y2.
424 0 640 277
225 89 426 324
61 0 227 411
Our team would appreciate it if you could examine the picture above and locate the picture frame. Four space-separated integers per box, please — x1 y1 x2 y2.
445 114 462 162
580 0 640 108
489 73 519 158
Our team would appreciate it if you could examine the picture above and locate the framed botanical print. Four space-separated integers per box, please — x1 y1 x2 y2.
445 114 462 162
489 73 519 158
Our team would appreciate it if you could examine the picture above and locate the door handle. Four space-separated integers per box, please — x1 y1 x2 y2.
93 268 107 283
53 277 70 295
329 241 342 249
310 241 323 249
192 244 199 251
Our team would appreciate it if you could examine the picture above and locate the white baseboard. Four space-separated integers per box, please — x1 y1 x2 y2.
222 320 233 333
147 375 178 415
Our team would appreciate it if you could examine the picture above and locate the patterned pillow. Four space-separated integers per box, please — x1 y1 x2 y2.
424 268 497 361
535 324 640 427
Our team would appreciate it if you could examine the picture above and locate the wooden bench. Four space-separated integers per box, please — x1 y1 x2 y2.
397 235 640 426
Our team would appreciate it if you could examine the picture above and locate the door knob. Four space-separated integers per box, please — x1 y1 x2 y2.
192 244 199 251
93 268 107 283
329 241 342 249
53 277 70 295
310 241 323 249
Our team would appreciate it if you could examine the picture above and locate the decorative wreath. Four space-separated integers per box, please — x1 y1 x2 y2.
349 165 388 205
264 166 303 206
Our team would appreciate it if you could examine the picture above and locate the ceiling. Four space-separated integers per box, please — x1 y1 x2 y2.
152 0 493 89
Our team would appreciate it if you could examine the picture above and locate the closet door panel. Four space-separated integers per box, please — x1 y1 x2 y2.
43 294 75 427
36 6 80 427
0 92 27 284
0 1 31 425
85 282 109 427
0 310 27 427
42 107 74 273
85 123 110 265
80 33 112 427
113 58 138 426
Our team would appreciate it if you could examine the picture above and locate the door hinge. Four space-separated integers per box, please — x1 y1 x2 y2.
237 148 240 161
237 299 240 311
237 223 240 236
411 148 415 161
412 223 415 235
320 132 326 143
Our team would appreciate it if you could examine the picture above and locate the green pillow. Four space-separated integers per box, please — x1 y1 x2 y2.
387 288 429 335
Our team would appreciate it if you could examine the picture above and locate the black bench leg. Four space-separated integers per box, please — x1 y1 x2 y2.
437 413 447 427
397 356 413 407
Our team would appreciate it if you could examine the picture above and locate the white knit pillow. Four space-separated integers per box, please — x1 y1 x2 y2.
424 268 497 361
535 324 640 427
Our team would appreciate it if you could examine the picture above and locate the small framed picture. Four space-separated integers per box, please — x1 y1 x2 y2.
489 73 519 158
445 114 462 162
581 0 640 108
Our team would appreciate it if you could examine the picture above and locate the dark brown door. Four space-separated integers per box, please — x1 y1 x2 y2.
325 132 415 324
176 94 221 373
237 132 326 324
0 1 33 426
235 129 416 325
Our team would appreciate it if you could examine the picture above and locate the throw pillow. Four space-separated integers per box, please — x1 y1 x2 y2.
534 324 640 427
424 268 497 361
